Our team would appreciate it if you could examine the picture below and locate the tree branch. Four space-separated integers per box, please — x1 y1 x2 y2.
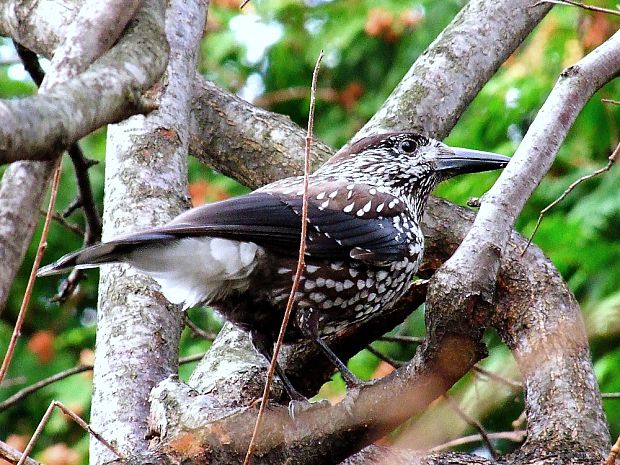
89 1 207 464
0 0 168 314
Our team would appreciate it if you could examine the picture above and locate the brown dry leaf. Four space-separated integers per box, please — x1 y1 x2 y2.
27 330 55 364
339 82 364 110
40 443 80 465
581 12 616 49
400 9 424 28
365 8 394 37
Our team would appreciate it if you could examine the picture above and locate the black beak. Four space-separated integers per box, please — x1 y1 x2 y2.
436 147 510 175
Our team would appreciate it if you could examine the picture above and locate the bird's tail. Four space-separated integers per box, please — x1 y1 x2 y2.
36 232 175 277
37 242 127 276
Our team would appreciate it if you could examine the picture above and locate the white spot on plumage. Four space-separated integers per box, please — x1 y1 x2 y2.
329 190 338 198
363 200 372 213
376 203 384 213
343 202 355 213
306 265 319 273
343 279 354 289
320 200 330 209
316 192 326 200
330 261 344 271
356 208 365 217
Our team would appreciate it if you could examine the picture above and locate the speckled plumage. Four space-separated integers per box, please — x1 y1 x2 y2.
38 132 510 398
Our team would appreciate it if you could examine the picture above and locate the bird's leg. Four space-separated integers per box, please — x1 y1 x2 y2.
249 330 307 403
296 309 361 389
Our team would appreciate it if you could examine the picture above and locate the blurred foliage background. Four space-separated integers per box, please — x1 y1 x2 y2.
1 0 619 463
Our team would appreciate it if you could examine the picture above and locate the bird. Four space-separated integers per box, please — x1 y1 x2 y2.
38 132 509 402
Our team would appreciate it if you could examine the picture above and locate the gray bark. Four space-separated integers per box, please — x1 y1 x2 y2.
90 0 207 463
141 1 608 464
0 0 168 312
0 0 611 463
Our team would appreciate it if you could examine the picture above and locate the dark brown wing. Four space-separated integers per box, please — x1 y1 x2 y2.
38 187 409 276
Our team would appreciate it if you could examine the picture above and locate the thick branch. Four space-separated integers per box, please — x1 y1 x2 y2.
421 26 620 459
0 0 168 313
89 1 207 463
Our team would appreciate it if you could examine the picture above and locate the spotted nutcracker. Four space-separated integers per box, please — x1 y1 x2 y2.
38 132 509 401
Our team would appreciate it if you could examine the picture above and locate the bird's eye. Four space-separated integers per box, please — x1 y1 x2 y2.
399 139 417 153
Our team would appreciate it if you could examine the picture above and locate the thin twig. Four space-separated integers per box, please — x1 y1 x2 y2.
67 144 102 242
179 353 208 365
534 0 620 17
0 439 41 465
378 334 425 344
523 142 619 255
40 210 85 236
62 197 83 218
603 392 620 399
17 400 124 465
0 365 92 412
602 98 620 105
239 0 251 9
0 161 62 386
52 145 101 303
472 366 522 391
184 315 218 340
428 430 527 453
366 345 403 368
1 353 209 413
242 50 324 465
442 394 499 460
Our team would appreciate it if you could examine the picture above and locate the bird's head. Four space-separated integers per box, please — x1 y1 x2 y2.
317 132 510 199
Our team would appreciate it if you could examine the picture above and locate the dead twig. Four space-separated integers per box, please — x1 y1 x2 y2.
534 0 620 16
242 50 324 465
523 142 619 255
0 439 41 465
18 400 124 465
0 353 207 413
40 210 85 236
602 392 620 399
0 162 62 385
442 394 499 460
472 365 522 391
184 315 218 340
428 430 527 453
179 353 208 365
602 98 620 105
366 345 403 368
0 365 92 412
378 334 425 344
